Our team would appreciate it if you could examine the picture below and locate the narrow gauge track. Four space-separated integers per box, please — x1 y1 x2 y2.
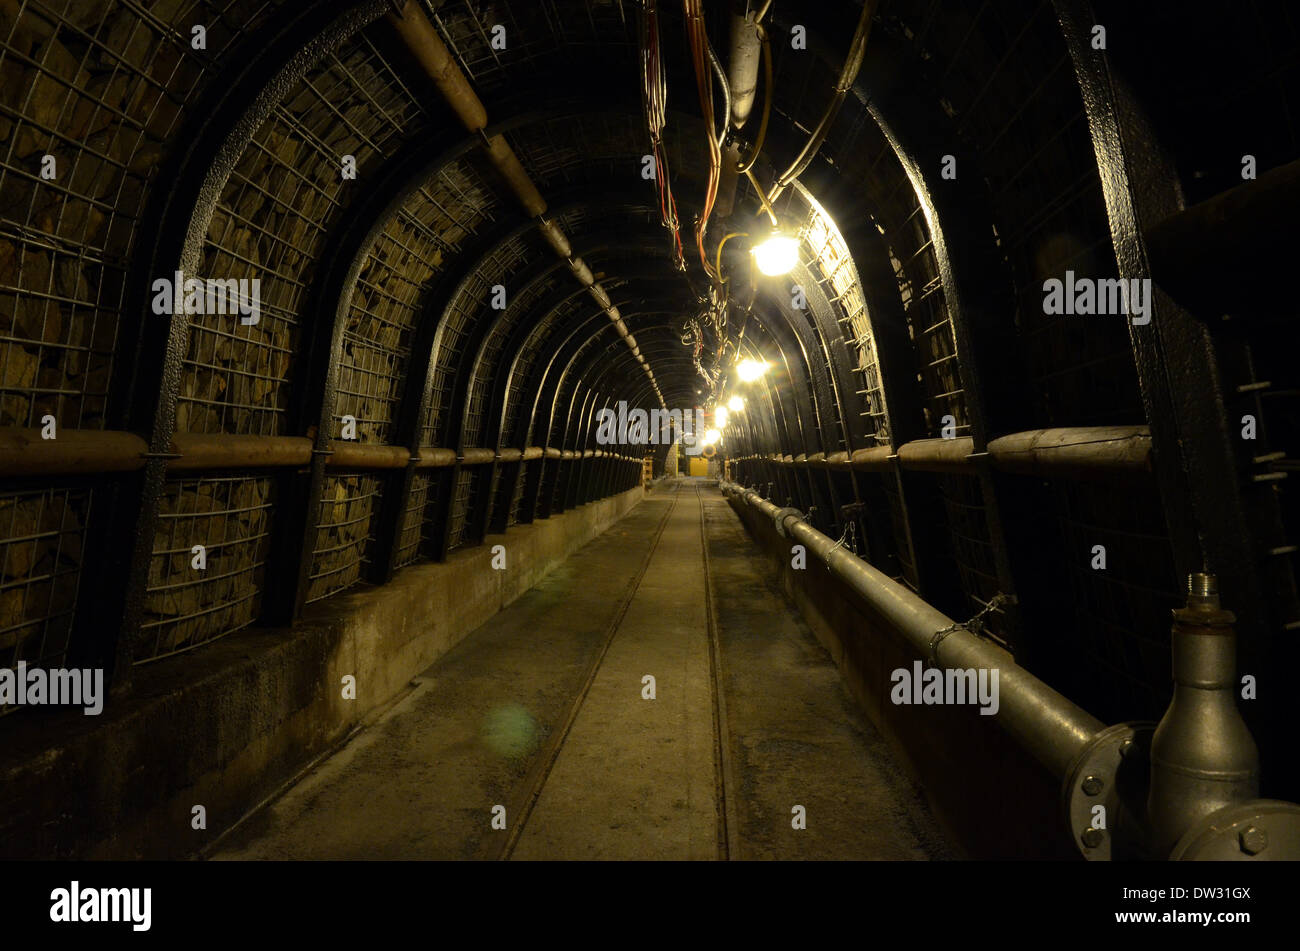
496 478 737 861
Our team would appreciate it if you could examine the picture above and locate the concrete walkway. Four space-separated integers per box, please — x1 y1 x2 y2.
211 480 952 861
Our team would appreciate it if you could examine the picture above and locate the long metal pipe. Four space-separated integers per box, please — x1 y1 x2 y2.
386 0 663 406
0 427 148 476
721 479 1105 778
727 10 762 129
0 426 640 476
736 425 1151 480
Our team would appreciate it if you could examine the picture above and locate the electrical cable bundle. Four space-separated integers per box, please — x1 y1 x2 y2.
683 0 722 284
640 0 685 270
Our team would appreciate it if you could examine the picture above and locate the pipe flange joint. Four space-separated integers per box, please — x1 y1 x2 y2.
772 506 803 537
1170 800 1300 861
1061 721 1156 861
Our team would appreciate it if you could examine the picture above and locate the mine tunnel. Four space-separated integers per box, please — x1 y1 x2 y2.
1 0 1299 874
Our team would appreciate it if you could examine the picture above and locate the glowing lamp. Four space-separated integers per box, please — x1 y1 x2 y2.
752 231 799 276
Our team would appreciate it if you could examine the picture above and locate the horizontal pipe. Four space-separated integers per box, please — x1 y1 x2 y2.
897 437 976 473
987 426 1151 477
0 428 505 475
415 448 458 468
0 427 147 477
171 434 311 470
522 447 543 461
850 446 892 470
721 479 1105 779
460 448 496 465
497 448 523 463
328 443 410 470
739 427 1151 480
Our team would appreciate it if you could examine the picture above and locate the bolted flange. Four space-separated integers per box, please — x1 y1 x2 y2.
1062 721 1156 861
772 507 803 537
1170 800 1300 860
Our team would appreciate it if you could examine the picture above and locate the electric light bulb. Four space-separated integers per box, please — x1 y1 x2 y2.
714 406 728 429
736 359 769 382
727 396 744 412
702 429 721 446
752 232 799 276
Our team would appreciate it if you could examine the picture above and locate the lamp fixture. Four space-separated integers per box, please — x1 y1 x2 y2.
736 358 770 382
751 229 799 276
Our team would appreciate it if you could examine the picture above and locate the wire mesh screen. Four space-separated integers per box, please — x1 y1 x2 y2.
463 264 574 446
444 466 476 551
181 32 428 436
394 471 430 569
505 291 589 446
880 473 920 591
482 462 503 530
505 112 655 194
410 159 504 449
1054 478 1180 721
797 186 889 446
307 473 382 603
507 462 527 526
428 0 635 101
887 203 969 437
138 474 273 663
335 231 427 443
0 0 276 433
0 486 88 714
893 0 1143 428
424 230 533 447
419 469 449 551
936 472 1009 646
549 459 571 513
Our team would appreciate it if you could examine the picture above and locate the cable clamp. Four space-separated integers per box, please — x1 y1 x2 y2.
928 592 1013 666
826 521 857 568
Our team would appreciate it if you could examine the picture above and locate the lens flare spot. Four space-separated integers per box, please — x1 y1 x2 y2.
481 704 540 758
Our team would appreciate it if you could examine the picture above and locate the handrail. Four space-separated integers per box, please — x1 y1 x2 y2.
720 479 1105 779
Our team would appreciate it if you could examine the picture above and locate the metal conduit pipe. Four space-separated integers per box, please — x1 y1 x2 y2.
720 479 1105 779
386 0 664 406
727 10 763 129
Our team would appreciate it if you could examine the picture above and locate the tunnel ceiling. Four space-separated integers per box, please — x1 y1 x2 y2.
5 0 1292 446
1 0 1297 722
0 0 1140 442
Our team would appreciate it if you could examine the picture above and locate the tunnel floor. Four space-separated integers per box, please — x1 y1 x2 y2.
210 480 954 861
